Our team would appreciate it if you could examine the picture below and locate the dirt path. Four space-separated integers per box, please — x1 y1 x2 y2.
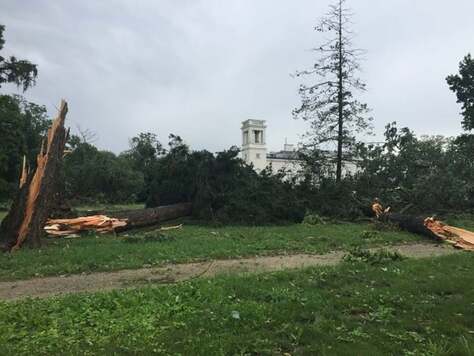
0 243 458 300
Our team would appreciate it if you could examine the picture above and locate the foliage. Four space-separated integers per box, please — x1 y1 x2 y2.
0 25 38 91
446 53 474 130
354 122 474 214
120 132 165 201
1 253 473 354
144 137 306 224
63 141 144 204
0 95 50 200
293 0 372 181
0 222 419 281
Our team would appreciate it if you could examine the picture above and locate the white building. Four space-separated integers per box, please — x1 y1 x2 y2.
240 119 358 177
241 119 302 174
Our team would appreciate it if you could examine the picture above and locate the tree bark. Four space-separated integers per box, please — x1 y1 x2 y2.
108 203 192 231
336 0 344 183
0 100 69 251
380 213 441 240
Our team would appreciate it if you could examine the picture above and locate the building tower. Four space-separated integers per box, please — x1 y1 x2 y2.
241 119 267 171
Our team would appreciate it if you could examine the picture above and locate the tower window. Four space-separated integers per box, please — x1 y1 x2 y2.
253 130 261 143
243 130 249 145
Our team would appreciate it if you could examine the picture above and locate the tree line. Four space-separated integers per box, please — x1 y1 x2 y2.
1 0 473 225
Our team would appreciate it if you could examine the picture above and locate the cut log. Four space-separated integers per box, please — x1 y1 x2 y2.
44 203 192 236
0 100 69 251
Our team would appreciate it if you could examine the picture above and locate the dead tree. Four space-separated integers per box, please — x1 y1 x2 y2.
0 100 69 251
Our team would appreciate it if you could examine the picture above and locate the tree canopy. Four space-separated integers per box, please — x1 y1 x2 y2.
0 25 38 91
447 54 474 130
293 0 372 182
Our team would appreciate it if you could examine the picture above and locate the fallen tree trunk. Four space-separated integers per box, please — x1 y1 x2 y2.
108 203 192 231
44 203 192 236
372 200 474 251
380 213 441 240
0 100 69 251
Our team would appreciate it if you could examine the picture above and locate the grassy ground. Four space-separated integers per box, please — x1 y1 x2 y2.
1 252 473 355
73 203 145 213
0 222 420 281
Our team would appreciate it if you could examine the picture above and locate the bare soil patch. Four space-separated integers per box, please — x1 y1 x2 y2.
0 242 458 300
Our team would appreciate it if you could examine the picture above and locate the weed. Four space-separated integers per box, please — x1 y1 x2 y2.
123 232 174 243
302 213 326 225
343 247 404 265
359 230 379 239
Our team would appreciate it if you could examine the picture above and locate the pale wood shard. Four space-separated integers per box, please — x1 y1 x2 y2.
424 217 474 251
371 199 474 251
42 204 192 237
44 215 128 237
19 156 28 188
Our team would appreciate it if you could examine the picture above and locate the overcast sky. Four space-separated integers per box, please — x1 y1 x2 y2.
1 0 473 153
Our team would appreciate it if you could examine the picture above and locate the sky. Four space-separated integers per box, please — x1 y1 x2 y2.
1 0 473 153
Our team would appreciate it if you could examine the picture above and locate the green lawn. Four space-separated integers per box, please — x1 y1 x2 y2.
0 222 421 281
73 203 145 213
1 252 473 355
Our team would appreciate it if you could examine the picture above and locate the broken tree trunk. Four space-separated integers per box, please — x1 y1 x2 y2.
108 203 192 231
0 100 69 251
44 203 192 236
372 200 474 251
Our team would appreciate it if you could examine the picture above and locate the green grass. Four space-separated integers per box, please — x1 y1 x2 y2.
73 203 145 213
0 222 421 281
1 253 473 355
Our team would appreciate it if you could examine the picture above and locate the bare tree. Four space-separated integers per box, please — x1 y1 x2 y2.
293 0 372 182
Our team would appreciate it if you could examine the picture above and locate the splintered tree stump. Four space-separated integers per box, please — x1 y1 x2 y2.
0 100 69 251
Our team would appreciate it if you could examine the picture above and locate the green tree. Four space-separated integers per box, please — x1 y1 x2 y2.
0 95 50 199
121 132 165 201
64 141 144 203
293 0 372 182
446 54 474 130
0 25 38 91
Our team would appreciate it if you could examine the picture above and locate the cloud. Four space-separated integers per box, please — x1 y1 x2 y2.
1 0 473 153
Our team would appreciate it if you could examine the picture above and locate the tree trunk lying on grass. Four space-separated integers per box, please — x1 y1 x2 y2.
0 100 69 252
44 203 192 236
372 200 474 251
